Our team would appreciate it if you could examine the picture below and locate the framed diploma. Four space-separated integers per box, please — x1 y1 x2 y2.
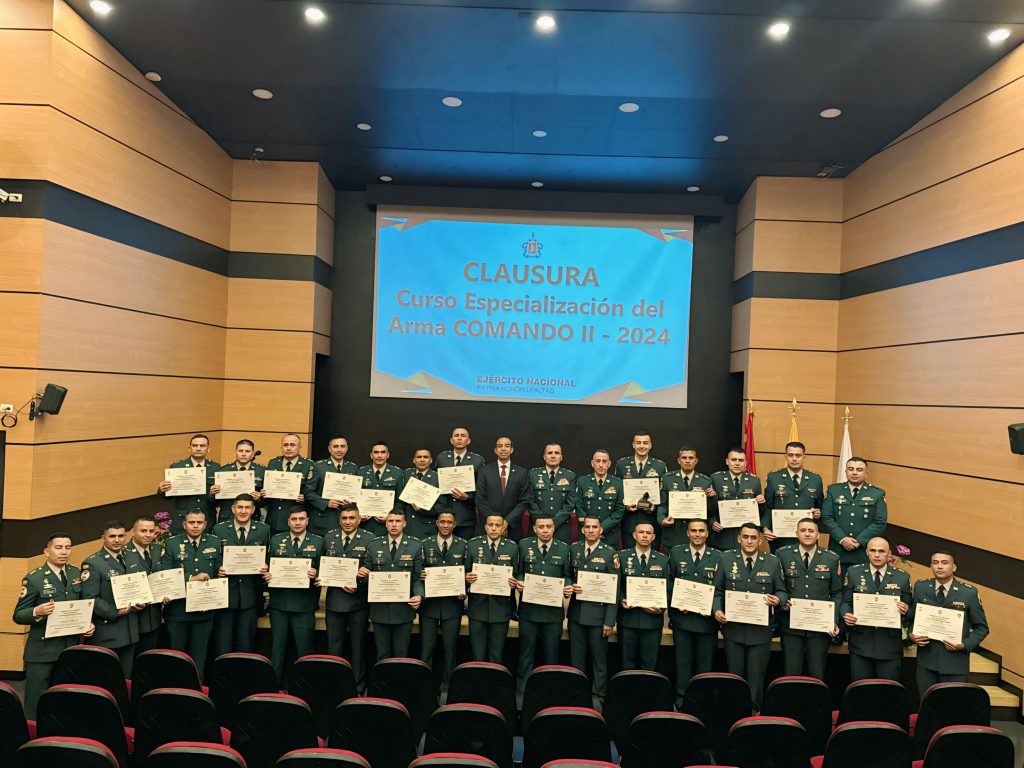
110 571 155 609
44 599 95 639
853 593 901 629
425 566 466 598
185 578 229 612
717 499 760 529
263 470 302 500
358 489 395 518
222 546 267 575
626 576 667 609
214 470 256 499
148 568 186 602
471 564 513 596
399 477 442 509
771 509 811 538
911 603 965 645
670 578 715 615
319 556 359 589
322 473 363 502
164 467 207 496
725 590 769 626
576 571 618 604
669 491 707 520
623 477 662 507
437 465 476 494
269 557 312 589
789 598 836 633
522 573 565 608
368 571 412 603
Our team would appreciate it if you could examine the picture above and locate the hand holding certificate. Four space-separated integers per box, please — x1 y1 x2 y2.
110 571 154 609
44 599 95 639
724 590 769 626
263 470 302 500
148 568 186 602
322 473 363 503
771 509 810 538
425 566 465 598
522 573 565 608
470 564 513 596
625 576 667 609
717 499 760 529
399 476 442 510
368 571 412 603
623 478 661 507
576 571 618 604
165 467 207 496
912 603 965 645
222 546 267 575
789 598 836 634
185 578 228 612
319 556 359 589
214 470 256 499
671 578 715 615
437 465 475 494
269 557 313 588
669 491 707 519
852 593 902 629
358 489 395 518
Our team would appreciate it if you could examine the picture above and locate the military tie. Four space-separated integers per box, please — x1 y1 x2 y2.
693 550 701 568
734 476 741 494
455 454 463 466
874 570 882 591
549 470 556 484
637 462 645 476
746 556 754 575
144 549 153 570
640 553 647 570
343 535 351 550
390 539 398 561
683 476 690 491
335 463 342 472
441 540 449 558
192 539 199 554
417 473 424 481
293 536 300 553
541 543 548 558
376 469 383 482
803 552 810 570
238 527 247 545
597 479 604 489
793 474 800 487
490 541 497 559
286 461 293 473
585 546 592 559
937 584 946 601
59 570 68 589
117 553 127 569
852 486 860 499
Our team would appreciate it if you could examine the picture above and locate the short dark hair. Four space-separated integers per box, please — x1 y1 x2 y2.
412 447 433 457
288 506 308 517
184 509 207 520
847 456 867 466
633 521 655 533
532 514 554 527
677 445 698 455
233 493 256 505
386 508 406 518
46 531 72 546
133 516 155 527
190 433 210 443
785 441 806 452
592 449 611 460
436 511 456 521
727 447 745 457
931 550 956 564
235 439 254 449
543 442 562 453
796 517 818 529
686 519 708 531
101 519 126 534
582 515 603 525
739 522 761 535
371 441 390 451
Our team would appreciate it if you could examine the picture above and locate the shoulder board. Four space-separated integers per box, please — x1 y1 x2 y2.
821 549 839 560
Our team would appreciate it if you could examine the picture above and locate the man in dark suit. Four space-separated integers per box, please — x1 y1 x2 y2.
435 426 486 539
475 436 532 541
212 494 271 654
124 516 163 654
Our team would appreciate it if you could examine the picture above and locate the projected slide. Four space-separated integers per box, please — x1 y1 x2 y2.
371 208 693 408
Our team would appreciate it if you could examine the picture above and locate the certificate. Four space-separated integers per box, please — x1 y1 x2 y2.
789 598 836 634
399 476 442 510
358 489 395 518
669 491 707 520
623 478 662 507
222 546 267 575
912 603 965 645
717 498 760 529
44 599 95 639
110 571 154 609
368 570 412 603
185 578 228 612
425 566 465 598
576 571 618 605
725 590 770 626
214 470 256 499
319 556 359 589
626 576 667 609
263 470 302 500
164 467 207 496
471 564 513 596
148 568 186 602
771 509 811 538
522 573 566 608
853 593 902 629
322 473 363 502
671 578 715 616
437 465 476 493
269 557 312 589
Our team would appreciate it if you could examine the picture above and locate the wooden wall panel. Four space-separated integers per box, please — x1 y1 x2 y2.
747 177 844 224
0 219 43 292
0 104 49 180
222 381 314 434
733 221 755 278
731 300 752 353
747 401 837 459
316 207 335 266
0 369 42 444
741 350 838 403
317 165 336 219
747 221 842 274
0 294 42 368
231 160 320 204
0 0 54 28
0 29 50 106
313 284 333 338
224 330 316 382
753 451 838 488
229 201 318 255
226 278 317 331
745 298 838 352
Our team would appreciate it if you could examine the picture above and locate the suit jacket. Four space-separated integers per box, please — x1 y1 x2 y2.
267 532 324 613
516 537 570 624
435 450 486 527
403 467 444 540
160 533 224 622
123 539 164 633
568 541 618 628
614 456 668 480
466 536 519 622
80 548 145 648
322 528 375 613
776 544 842 635
13 564 85 662
476 462 532 538
527 466 577 542
214 461 266 523
657 471 713 550
617 547 670 630
667 545 721 634
212 520 271 610
420 535 469 619
909 578 988 674
304 458 361 529
358 463 407 537
362 535 424 625
841 564 911 660
820 483 888 567
712 550 787 645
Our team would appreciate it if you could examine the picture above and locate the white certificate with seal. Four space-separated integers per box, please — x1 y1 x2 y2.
357 489 395 518
725 590 770 626
626 576 667 609
576 571 618 604
399 476 442 509
44 599 95 639
164 467 207 496
322 473 363 502
318 556 359 588
185 578 229 612
222 546 267 575
671 578 715 615
669 491 707 519
368 570 412 603
771 509 811 538
110 571 155 609
269 557 312 588
623 477 662 507
522 573 565 608
471 564 513 596
214 470 256 499
717 498 760 529
912 603 965 645
263 470 302 500
853 593 901 629
438 465 476 493
789 598 836 633
148 568 186 602
425 565 465 598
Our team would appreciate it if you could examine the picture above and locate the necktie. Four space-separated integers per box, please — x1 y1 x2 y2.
585 547 592 559
597 479 604 489
335 463 342 472
376 469 382 482
734 476 741 493
793 474 800 487
490 541 497 558
417 473 424 480
59 570 68 589
637 462 644 476
391 540 398 560
117 553 127 569
286 460 293 472
693 550 701 568
804 552 810 569
441 540 449 558
549 470 556 484
343 535 351 550
937 584 946 601
746 557 754 575
238 527 247 545
293 536 300 552
455 455 463 466
874 570 882 590
852 486 860 498
500 465 508 493
144 549 152 570
683 476 690 491
541 543 548 558
640 553 647 570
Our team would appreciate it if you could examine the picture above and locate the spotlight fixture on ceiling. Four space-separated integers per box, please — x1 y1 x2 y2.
304 6 326 24
619 102 639 113
767 21 790 41
532 130 548 138
686 186 700 192
531 181 544 188
816 161 844 178
144 72 162 82
356 123 372 131
442 96 463 107
379 175 393 182
252 88 274 100
987 28 1010 44
90 0 112 16
819 107 842 118
535 14 557 33
713 134 729 143
250 147 265 163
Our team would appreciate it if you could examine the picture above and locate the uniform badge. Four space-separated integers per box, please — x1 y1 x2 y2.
612 554 620 568
307 468 315 480
19 585 27 598
80 569 90 582
557 478 569 485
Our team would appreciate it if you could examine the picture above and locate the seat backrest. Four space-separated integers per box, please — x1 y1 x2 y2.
524 707 611 768
276 747 372 768
912 683 990 758
425 704 512 768
680 673 752 755
447 663 517 735
836 679 909 730
923 725 1014 768
328 697 416 768
287 656 357 738
762 676 832 756
602 670 674 748
521 666 592 735
52 645 133 723
365 657 437 738
726 716 809 768
823 721 909 768
0 680 31 765
15 736 119 768
231 693 319 768
135 688 222 761
621 711 705 768
35 684 129 768
537 762 620 768
132 650 202 704
149 741 248 768
208 653 279 725
410 753 500 768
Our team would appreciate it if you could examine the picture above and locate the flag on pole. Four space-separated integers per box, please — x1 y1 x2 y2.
789 398 800 443
744 400 757 475
837 406 853 483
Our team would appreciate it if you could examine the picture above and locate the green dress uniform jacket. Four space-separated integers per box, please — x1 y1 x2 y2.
776 545 842 634
122 539 163 636
420 535 469 620
160 533 224 621
435 450 486 531
841 564 912 660
820 483 888 566
708 471 766 549
402 467 444 540
466 536 520 622
575 475 625 546
264 455 316 532
909 578 989 674
14 564 85 661
358 463 407 537
712 551 788 645
667 546 721 633
657 471 713 551
362 536 424 625
763 468 823 534
322 528 375 612
516 538 571 624
614 456 668 480
212 521 271 609
528 466 578 542
616 456 668 541
616 548 671 630
80 548 146 648
568 541 619 628
214 462 266 523
266 532 324 613
304 458 361 532
161 458 220 532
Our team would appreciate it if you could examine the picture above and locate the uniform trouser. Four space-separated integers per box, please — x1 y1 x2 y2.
326 608 369 690
516 618 562 693
672 628 716 700
373 621 413 661
569 621 609 699
23 660 55 719
420 615 460 685
724 638 771 710
469 619 509 663
916 666 968 701
850 653 901 682
620 626 660 670
269 608 315 679
167 618 214 677
214 607 258 656
781 632 831 680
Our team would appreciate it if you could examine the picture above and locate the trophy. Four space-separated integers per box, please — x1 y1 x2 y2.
636 491 652 512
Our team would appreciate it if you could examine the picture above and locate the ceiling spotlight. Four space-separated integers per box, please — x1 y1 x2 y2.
531 181 544 188
819 107 842 118
304 6 326 24
817 162 845 178
532 130 547 138
767 21 790 40
442 96 463 107
713 134 729 142
535 14 557 33
619 102 640 113
252 88 274 100
356 123 372 131
987 28 1010 44
90 0 112 16
144 71 162 82
379 176 393 182
686 186 701 192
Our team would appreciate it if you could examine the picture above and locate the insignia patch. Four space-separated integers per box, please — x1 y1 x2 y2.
815 564 830 572
19 586 27 598
952 601 965 609
203 547 217 554
649 565 662 571
756 571 770 577
80 569 90 581
498 554 511 561
604 487 617 495
307 468 315 480
557 478 570 485
400 554 412 560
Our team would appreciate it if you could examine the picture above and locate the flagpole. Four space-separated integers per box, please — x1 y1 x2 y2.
837 405 853 483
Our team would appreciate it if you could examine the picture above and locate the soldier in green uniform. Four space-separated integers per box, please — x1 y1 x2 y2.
359 510 424 660
304 435 361 536
528 443 578 543
419 511 468 688
212 439 266 524
265 506 324 680
13 532 95 718
820 457 888 568
617 521 670 670
568 516 618 705
123 516 163 654
908 550 989 698
157 433 220 534
515 516 572 696
708 448 766 551
667 519 721 706
658 446 714 552
465 514 520 663
81 520 147 674
575 450 625 549
762 442 824 552
841 537 912 681
212 494 271 655
403 447 444 540
435 426 487 540
615 431 668 547
713 524 787 711
160 509 223 676
358 441 407 537
265 434 315 534
777 518 842 680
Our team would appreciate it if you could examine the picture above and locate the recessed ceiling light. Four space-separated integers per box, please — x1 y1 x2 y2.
442 96 463 107
379 176 393 182
531 181 544 188
713 134 729 142
356 123 372 131
532 130 547 138
90 0 112 16
819 107 842 118
252 88 274 100
304 6 326 24
619 102 640 113
535 14 557 33
767 21 790 40
686 186 701 192
144 71 162 82
987 27 1010 44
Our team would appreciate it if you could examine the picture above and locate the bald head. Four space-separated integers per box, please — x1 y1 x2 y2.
865 537 891 568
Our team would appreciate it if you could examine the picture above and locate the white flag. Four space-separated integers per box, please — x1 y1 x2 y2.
836 419 853 484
